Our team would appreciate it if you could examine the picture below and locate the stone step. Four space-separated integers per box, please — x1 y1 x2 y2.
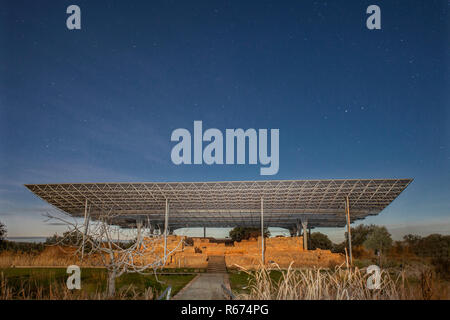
207 255 227 273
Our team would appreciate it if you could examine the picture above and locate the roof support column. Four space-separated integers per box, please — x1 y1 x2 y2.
164 198 169 263
136 218 143 244
149 223 154 235
302 220 308 250
81 198 90 259
345 196 353 266
308 226 311 249
261 197 265 266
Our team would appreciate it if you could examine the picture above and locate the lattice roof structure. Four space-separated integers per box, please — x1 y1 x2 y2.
25 179 412 230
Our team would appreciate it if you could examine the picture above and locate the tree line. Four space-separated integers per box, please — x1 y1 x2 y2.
2 221 449 262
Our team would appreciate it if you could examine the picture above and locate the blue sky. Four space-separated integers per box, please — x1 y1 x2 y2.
0 0 449 242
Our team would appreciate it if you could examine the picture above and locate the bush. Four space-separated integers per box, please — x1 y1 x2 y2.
309 232 333 250
431 257 450 280
0 221 6 243
404 234 450 259
229 227 270 242
331 242 346 254
363 226 393 254
0 240 45 254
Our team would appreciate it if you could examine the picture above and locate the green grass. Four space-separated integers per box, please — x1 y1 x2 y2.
0 267 195 299
157 267 206 273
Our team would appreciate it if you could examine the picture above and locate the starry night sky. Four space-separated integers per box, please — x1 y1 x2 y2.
0 0 449 240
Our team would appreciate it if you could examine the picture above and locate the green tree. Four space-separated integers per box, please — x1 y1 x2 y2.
363 226 393 255
331 241 346 254
402 234 450 279
403 234 421 246
310 232 333 250
229 227 270 242
0 221 6 243
345 224 377 247
404 234 449 258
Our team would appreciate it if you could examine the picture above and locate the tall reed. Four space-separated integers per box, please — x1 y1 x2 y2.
236 263 421 300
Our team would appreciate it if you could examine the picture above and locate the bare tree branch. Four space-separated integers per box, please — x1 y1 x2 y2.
44 207 184 297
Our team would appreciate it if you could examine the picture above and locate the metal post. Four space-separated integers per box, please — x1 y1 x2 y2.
81 198 89 259
149 223 154 235
296 220 301 237
136 218 142 243
302 220 308 250
308 227 311 249
261 197 264 265
203 226 206 238
346 196 353 266
164 198 169 261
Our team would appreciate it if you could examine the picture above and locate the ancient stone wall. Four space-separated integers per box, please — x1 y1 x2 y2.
142 235 344 269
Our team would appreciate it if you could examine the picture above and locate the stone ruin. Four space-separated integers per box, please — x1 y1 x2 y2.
142 235 344 270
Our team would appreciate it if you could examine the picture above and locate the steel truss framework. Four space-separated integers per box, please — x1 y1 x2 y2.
25 179 412 231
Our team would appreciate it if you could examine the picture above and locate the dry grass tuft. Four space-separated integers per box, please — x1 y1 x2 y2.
236 263 426 300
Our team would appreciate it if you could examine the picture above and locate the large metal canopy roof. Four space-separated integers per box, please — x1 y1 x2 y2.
25 179 412 230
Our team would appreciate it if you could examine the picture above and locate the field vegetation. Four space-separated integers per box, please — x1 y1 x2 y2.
0 222 448 300
231 263 449 300
229 225 449 300
0 267 195 300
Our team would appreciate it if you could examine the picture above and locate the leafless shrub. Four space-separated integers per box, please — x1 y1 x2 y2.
44 207 183 297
